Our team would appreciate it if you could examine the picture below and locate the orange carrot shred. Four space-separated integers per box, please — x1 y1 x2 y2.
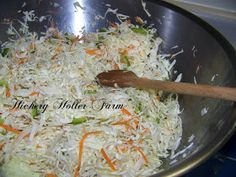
55 46 62 53
13 84 17 92
111 117 133 125
18 58 27 65
108 21 118 28
135 16 144 25
116 144 128 154
133 119 139 126
119 48 128 56
126 139 133 145
141 128 149 136
119 45 135 56
112 121 135 130
36 144 42 149
9 108 19 113
120 108 132 116
29 43 36 51
0 143 5 151
74 131 102 177
126 19 131 24
138 139 143 144
128 44 135 50
84 49 99 56
45 174 58 177
101 148 116 171
111 118 131 125
29 92 40 97
114 63 120 70
5 87 10 97
0 124 22 134
51 54 58 60
134 147 148 164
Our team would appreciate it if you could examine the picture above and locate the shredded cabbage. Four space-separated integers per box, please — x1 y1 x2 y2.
0 14 182 177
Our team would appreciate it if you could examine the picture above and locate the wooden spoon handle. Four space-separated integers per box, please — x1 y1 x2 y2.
136 78 236 101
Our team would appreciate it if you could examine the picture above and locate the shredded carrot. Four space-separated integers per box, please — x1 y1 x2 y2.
111 116 136 130
134 147 148 164
13 84 17 92
5 87 10 97
138 139 143 144
0 123 29 138
74 131 102 177
115 122 133 130
126 19 131 24
112 121 134 130
0 143 5 151
18 58 27 65
120 108 132 116
51 54 58 60
120 146 128 153
55 46 62 53
36 144 42 149
9 108 19 112
119 48 128 56
111 117 133 125
0 124 22 134
101 148 117 171
126 139 134 145
135 16 144 25
127 44 135 50
116 144 128 154
29 92 40 97
114 62 120 70
133 119 139 127
84 49 100 56
119 45 135 56
45 174 58 177
108 21 118 28
156 95 161 101
29 42 36 50
141 128 149 136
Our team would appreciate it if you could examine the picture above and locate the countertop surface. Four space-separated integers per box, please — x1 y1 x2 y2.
164 0 236 49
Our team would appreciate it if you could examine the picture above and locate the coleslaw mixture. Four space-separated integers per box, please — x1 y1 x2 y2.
0 17 182 177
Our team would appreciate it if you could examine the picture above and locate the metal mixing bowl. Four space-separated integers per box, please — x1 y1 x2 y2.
0 0 236 176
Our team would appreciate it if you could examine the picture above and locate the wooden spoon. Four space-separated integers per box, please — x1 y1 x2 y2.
96 70 236 101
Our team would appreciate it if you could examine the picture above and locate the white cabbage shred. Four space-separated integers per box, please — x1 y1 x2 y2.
0 14 182 177
141 0 151 17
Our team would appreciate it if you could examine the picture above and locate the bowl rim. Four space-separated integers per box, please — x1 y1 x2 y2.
0 1 235 176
